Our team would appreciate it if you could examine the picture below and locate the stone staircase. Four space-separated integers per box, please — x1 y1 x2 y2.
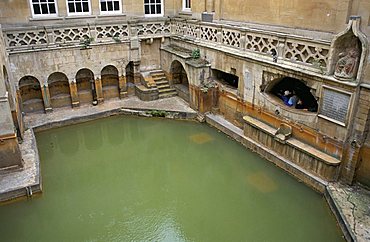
150 70 177 99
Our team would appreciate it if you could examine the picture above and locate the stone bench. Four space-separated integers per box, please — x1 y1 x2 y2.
243 115 341 181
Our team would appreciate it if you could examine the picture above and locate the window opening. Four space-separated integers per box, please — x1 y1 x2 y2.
270 77 318 112
31 0 57 16
100 0 121 14
144 0 163 16
68 0 90 15
183 0 191 10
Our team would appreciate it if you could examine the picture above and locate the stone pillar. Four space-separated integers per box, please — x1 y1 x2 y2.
94 78 104 103
133 61 141 84
69 80 79 108
119 75 128 98
206 0 215 12
41 84 52 113
15 90 25 138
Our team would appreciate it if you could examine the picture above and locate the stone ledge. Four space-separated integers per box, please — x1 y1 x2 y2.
243 115 341 166
0 129 41 203
206 113 328 192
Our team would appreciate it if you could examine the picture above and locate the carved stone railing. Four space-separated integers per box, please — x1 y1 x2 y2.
3 19 171 51
2 17 331 74
171 19 331 74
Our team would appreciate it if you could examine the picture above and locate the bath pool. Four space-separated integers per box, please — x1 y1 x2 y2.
0 116 343 241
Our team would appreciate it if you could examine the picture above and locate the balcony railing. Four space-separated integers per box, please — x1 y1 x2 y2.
171 19 331 74
2 17 331 74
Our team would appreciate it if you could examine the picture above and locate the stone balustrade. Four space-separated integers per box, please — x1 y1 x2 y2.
2 17 331 75
2 19 171 52
172 19 331 74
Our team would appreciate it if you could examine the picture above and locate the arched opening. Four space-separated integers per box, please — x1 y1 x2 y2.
19 76 44 113
268 77 318 112
76 68 95 105
48 72 72 109
212 68 239 94
125 61 134 84
170 60 189 102
101 65 119 100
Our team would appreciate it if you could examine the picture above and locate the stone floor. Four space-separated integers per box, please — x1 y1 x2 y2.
327 183 370 242
25 96 196 128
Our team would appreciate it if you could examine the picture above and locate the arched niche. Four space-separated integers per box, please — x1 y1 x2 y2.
19 76 44 113
266 77 318 112
328 16 368 83
170 60 190 102
171 60 189 86
101 65 119 100
48 72 72 108
76 68 95 105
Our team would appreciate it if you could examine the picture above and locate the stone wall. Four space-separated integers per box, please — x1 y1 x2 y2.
0 0 177 25
354 87 370 187
0 27 22 169
9 43 131 85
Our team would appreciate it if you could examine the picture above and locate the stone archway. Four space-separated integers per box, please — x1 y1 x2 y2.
19 76 44 113
125 61 134 84
48 72 72 108
76 68 95 105
101 65 119 100
268 77 318 112
170 60 189 102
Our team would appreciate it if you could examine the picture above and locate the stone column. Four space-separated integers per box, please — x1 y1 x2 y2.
119 75 128 98
94 78 104 103
206 0 215 12
133 61 141 84
41 84 52 113
15 90 25 138
69 80 80 108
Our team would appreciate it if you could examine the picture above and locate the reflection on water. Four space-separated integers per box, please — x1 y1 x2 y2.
247 171 278 193
0 116 343 242
83 122 103 150
189 132 214 144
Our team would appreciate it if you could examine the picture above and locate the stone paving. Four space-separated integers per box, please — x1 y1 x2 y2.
25 96 196 128
327 183 370 242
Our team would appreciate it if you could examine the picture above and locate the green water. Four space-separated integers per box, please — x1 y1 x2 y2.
0 116 343 241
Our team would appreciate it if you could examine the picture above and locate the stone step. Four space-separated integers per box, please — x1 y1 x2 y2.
153 76 167 82
159 92 178 99
158 88 177 94
155 80 168 85
157 84 171 89
151 72 166 78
